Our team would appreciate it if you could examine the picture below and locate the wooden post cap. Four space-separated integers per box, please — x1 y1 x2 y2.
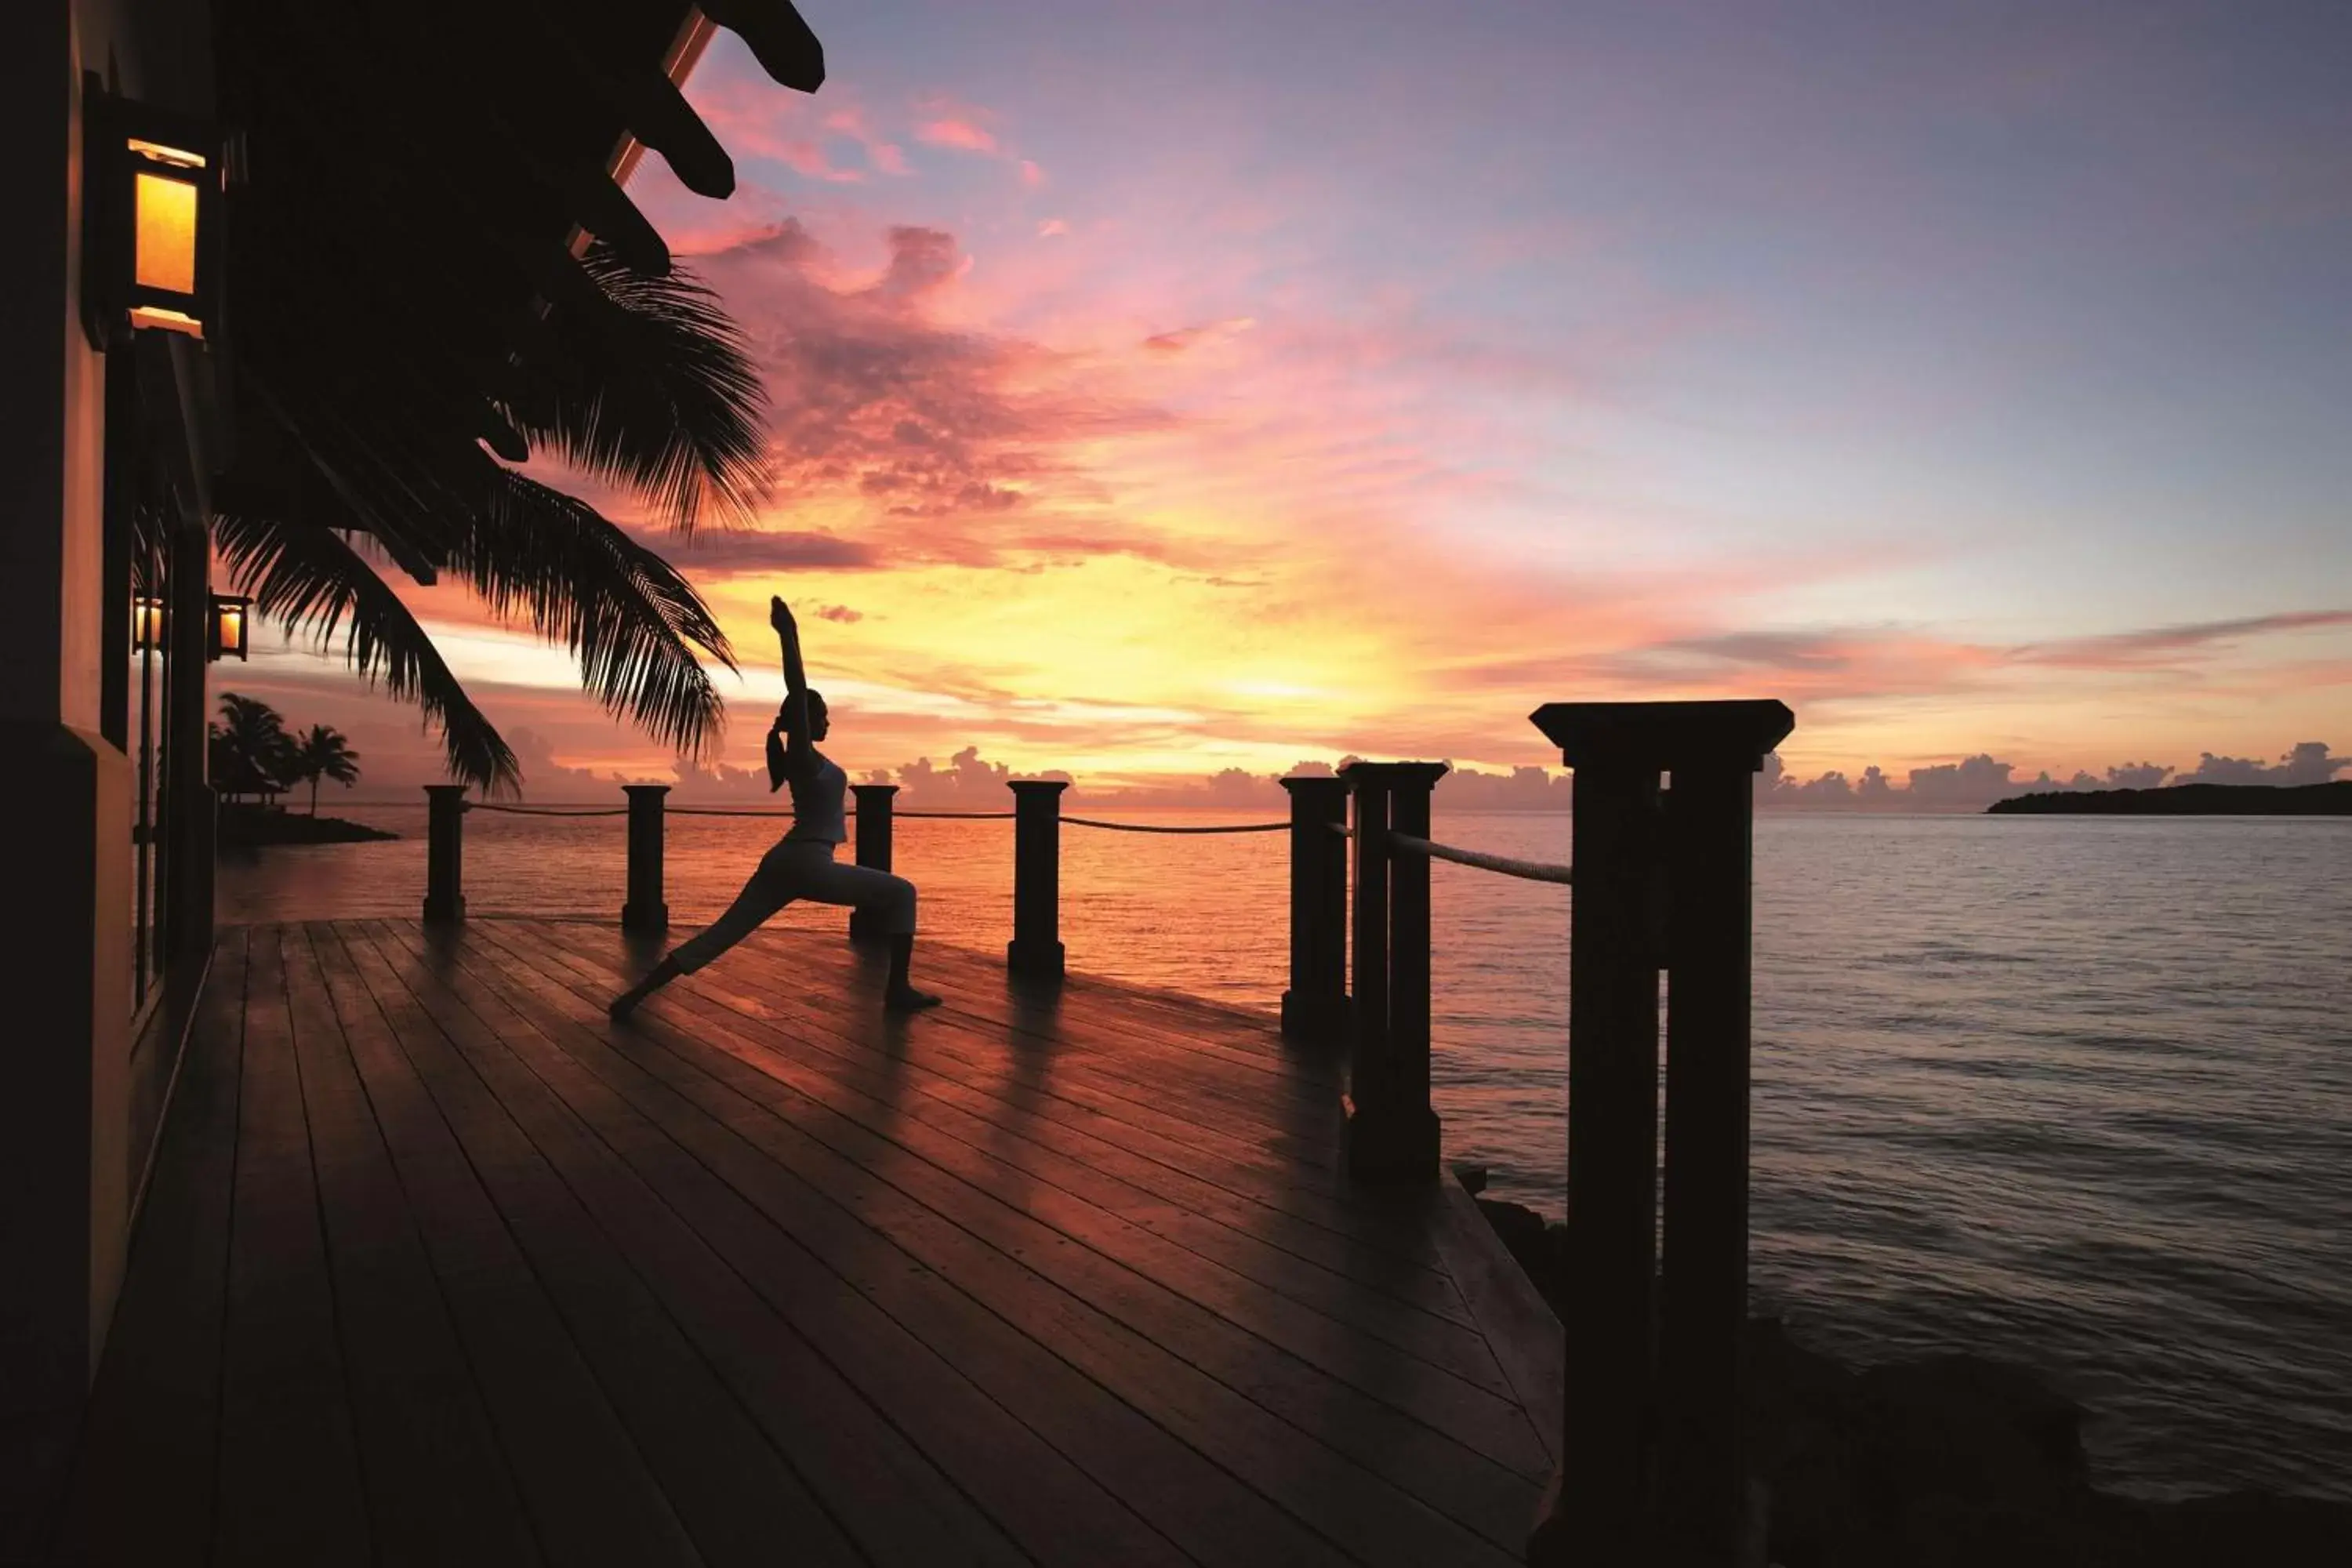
1530 701 1794 771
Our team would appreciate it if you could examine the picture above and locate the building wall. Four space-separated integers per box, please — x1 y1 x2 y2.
0 0 213 1553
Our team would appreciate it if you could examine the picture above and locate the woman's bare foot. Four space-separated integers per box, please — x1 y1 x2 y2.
609 957 679 1020
884 933 938 1011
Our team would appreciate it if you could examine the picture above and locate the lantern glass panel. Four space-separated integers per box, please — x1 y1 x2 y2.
132 169 198 294
132 597 166 652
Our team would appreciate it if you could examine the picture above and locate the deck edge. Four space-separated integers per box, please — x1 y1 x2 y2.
1427 1176 1566 1476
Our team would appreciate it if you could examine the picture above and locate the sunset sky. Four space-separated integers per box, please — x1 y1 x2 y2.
239 0 2352 798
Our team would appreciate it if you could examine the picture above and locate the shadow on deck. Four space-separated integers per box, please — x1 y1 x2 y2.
58 919 1559 1566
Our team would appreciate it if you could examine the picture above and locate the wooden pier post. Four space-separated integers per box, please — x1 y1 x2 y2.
1279 775 1349 1045
1526 699 1794 1568
849 783 898 943
422 785 467 924
621 784 669 935
1340 761 1448 1180
1007 779 1068 980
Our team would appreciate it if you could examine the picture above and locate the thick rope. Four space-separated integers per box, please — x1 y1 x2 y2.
1388 832 1573 885
1323 819 1571 884
1062 817 1286 835
463 803 628 817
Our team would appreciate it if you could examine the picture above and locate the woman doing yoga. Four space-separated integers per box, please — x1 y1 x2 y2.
609 595 942 1018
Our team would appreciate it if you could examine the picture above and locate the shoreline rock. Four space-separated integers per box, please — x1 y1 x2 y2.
217 807 399 847
1472 1195 2349 1566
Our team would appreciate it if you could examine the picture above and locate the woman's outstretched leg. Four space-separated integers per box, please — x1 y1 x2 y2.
612 851 793 1019
608 956 682 1020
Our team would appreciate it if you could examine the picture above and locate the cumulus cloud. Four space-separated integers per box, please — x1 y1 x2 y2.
1757 740 2345 808
2177 742 2348 786
875 745 1071 806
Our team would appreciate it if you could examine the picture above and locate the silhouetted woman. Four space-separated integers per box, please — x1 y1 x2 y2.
609 595 941 1018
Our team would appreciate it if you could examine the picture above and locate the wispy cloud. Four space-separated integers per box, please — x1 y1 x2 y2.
2011 610 2352 670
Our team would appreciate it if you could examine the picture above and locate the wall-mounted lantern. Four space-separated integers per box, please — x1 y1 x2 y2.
132 595 168 652
82 80 223 350
208 594 250 662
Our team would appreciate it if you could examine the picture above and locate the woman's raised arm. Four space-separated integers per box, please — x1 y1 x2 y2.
769 595 815 790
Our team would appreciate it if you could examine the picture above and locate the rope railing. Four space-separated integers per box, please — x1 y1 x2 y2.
1064 817 1286 834
662 807 1016 819
463 802 629 817
1388 831 1574 885
451 803 1273 829
1323 818 1571 882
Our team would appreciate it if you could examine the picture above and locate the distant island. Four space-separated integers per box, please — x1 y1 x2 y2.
1989 781 2352 815
218 804 398 846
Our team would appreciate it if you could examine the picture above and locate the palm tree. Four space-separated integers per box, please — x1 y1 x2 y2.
290 724 362 815
211 241 761 797
202 2 826 797
210 694 295 807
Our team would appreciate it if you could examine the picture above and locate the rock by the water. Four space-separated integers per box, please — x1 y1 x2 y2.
1472 1195 2350 1566
218 807 397 846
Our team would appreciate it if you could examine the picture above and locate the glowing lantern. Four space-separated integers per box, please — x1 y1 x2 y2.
132 595 167 652
83 85 222 349
208 594 250 662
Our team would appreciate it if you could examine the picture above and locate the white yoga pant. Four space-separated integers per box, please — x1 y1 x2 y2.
667 840 916 974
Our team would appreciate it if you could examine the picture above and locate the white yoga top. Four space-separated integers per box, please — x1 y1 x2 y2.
782 749 849 844
781 752 856 846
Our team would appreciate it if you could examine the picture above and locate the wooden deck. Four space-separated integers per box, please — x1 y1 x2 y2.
57 919 1559 1566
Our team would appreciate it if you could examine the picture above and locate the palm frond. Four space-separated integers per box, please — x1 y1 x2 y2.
214 510 522 793
463 470 736 756
511 239 771 532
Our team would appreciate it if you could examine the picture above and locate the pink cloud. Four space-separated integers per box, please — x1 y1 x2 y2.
916 117 997 154
1142 317 1258 354
1020 159 1046 187
1037 218 1069 238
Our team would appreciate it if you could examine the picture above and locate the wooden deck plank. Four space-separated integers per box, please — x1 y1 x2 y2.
458 922 1543 1558
306 927 705 1566
664 924 1346 1160
281 924 543 1567
59 927 249 1565
656 942 1470 1317
79 919 1557 1568
509 922 1507 1387
630 927 1450 1269
342 922 1019 1568
925 960 1350 1118
319 922 831 1567
212 925 373 1565
372 921 1207 1568
425 922 1519 1568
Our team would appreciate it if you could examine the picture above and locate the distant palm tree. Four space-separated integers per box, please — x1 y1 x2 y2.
211 693 296 807
291 724 362 815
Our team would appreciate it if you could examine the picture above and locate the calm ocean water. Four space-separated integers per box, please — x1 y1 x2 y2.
220 806 2352 1502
